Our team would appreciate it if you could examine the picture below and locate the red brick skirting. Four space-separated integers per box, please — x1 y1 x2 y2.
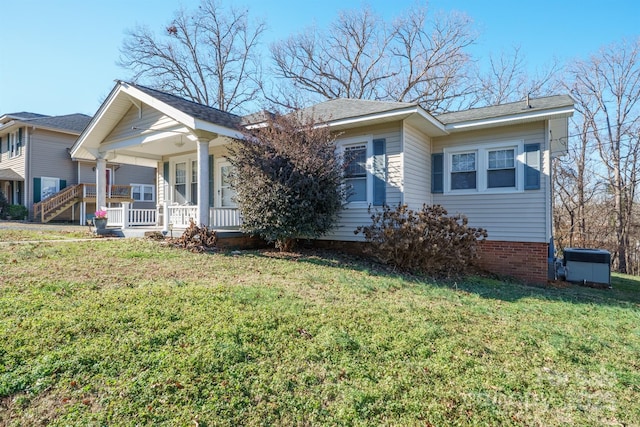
476 240 549 284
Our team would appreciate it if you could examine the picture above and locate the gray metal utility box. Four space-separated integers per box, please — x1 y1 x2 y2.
562 248 611 287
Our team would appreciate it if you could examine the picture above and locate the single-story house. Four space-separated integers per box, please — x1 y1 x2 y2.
70 81 574 283
0 111 156 222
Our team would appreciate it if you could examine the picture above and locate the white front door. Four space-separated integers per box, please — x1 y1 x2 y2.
216 159 237 208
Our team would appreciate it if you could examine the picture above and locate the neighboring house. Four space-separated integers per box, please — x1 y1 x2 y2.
70 81 574 283
0 111 156 223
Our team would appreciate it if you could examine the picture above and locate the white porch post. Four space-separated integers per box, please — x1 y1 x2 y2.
96 158 107 211
197 138 210 227
122 202 130 230
162 201 169 234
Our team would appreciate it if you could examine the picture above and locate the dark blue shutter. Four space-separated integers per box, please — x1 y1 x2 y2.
208 154 214 207
60 179 67 190
33 178 41 203
17 128 23 154
524 143 541 190
372 138 386 205
431 153 444 193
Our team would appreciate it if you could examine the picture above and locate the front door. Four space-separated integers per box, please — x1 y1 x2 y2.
216 159 237 208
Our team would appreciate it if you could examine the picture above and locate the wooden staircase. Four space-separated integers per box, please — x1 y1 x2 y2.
33 183 133 223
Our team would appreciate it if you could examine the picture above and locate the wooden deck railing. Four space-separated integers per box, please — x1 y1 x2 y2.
33 184 82 222
33 183 133 222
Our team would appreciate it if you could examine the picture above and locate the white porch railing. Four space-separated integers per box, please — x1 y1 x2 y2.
105 203 157 228
102 202 240 230
105 207 124 227
167 205 199 228
211 207 242 228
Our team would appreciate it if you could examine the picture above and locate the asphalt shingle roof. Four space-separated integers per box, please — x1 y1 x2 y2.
24 114 92 134
297 98 416 123
127 82 242 129
435 95 575 125
3 112 49 120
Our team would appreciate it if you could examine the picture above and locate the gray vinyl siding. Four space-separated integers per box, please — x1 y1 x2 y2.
402 122 432 210
432 122 548 243
78 161 156 209
322 123 402 241
27 128 78 212
104 104 179 143
114 164 156 209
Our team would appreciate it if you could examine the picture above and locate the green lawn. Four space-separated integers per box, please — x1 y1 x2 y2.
1 238 639 426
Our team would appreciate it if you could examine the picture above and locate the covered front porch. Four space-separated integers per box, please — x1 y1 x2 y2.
70 81 246 233
103 203 241 232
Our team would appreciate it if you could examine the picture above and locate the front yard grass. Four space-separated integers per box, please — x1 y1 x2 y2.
1 238 639 426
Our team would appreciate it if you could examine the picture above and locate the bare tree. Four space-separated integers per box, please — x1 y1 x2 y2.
564 38 640 272
553 115 606 250
475 46 561 106
118 0 266 113
268 3 477 113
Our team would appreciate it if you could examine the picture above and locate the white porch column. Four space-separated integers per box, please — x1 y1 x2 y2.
162 201 169 234
197 138 210 227
122 202 130 230
96 158 107 211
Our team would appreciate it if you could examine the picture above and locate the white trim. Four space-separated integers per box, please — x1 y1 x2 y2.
443 140 525 195
131 183 156 202
336 134 374 207
444 106 575 132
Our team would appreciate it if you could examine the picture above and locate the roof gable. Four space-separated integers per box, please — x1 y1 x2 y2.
129 83 241 129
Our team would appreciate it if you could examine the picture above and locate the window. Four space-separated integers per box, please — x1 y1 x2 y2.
8 130 22 159
131 184 155 202
451 152 476 190
40 177 60 200
175 162 187 204
443 141 523 193
191 160 198 203
487 149 515 188
344 144 367 202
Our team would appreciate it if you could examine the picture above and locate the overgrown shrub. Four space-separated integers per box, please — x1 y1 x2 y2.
229 113 346 251
172 219 217 252
355 204 487 277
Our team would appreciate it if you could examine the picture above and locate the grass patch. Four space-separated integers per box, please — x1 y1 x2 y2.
0 228 92 242
1 238 639 426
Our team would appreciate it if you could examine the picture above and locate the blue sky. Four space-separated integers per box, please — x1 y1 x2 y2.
1 0 638 117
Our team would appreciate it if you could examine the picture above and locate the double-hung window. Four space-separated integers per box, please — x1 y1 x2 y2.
175 162 187 204
451 152 477 190
344 144 368 203
131 184 155 202
443 141 525 193
487 148 516 188
338 135 386 206
8 131 22 158
191 160 198 202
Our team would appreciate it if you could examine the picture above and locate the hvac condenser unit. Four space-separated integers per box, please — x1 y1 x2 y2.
562 248 611 287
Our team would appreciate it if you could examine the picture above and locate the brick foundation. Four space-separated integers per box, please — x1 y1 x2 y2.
476 240 549 284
